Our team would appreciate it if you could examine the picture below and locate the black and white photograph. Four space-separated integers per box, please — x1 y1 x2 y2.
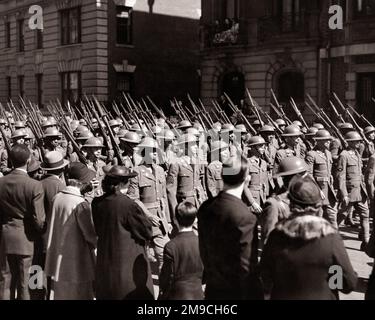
0 0 374 313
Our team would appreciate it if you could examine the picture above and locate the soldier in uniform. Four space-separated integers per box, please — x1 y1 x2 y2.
260 125 278 194
82 137 107 200
42 128 67 158
166 134 207 231
116 131 141 168
220 123 241 158
336 131 370 251
206 140 230 198
24 129 42 162
157 129 176 171
304 127 318 151
260 157 308 244
127 137 171 271
365 150 375 220
274 125 305 176
305 130 338 228
275 119 286 133
0 129 27 175
235 124 249 156
362 126 375 167
68 131 93 162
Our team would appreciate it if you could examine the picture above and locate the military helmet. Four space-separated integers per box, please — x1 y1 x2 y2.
109 119 120 127
235 124 247 133
14 121 25 129
314 129 332 140
151 125 163 135
364 126 375 135
79 119 87 126
282 125 302 137
24 128 35 140
43 128 62 138
41 120 53 128
0 118 6 125
137 137 161 150
129 123 142 132
120 131 141 144
177 120 192 130
74 125 89 135
292 120 303 128
83 137 105 148
158 129 175 141
220 123 235 133
193 122 204 133
11 129 27 140
312 123 324 130
76 131 94 141
344 131 362 142
212 122 222 132
338 122 354 130
275 119 286 126
274 157 307 178
304 127 319 137
252 119 262 127
210 140 229 153
117 128 128 138
176 133 198 145
186 127 200 137
259 125 275 133
247 136 266 147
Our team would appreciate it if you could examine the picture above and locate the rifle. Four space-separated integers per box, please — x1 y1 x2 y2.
93 96 124 165
348 103 374 127
290 97 308 129
187 95 207 131
246 89 264 126
270 89 292 124
212 100 231 123
328 100 345 124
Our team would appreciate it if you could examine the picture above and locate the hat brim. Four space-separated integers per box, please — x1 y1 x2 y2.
273 168 307 178
314 137 332 140
107 171 138 179
83 144 105 148
282 133 301 137
40 159 69 171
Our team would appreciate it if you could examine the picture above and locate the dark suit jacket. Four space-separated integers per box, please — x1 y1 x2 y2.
0 169 46 255
197 191 257 300
159 231 204 300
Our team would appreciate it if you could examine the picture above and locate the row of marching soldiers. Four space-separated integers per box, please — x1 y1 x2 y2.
0 111 374 299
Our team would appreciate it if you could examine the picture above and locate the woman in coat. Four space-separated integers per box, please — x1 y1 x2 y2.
260 174 358 300
45 163 97 300
92 165 154 300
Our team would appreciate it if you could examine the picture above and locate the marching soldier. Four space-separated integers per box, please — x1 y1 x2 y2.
305 130 338 228
127 137 171 271
304 127 318 151
260 125 278 193
157 129 177 171
42 128 67 158
362 126 375 167
166 134 207 231
336 131 370 251
116 131 141 168
275 119 286 133
0 129 27 175
68 131 94 162
220 123 241 158
206 140 230 198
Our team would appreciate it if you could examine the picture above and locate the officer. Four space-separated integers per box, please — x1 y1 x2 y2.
274 125 305 175
260 157 308 244
206 140 230 198
127 137 171 271
305 129 338 228
166 134 207 230
336 131 370 251
242 136 269 215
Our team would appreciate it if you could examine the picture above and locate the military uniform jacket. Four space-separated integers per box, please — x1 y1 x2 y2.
166 157 207 223
274 143 305 174
243 156 268 206
86 159 106 200
305 149 337 205
206 160 223 198
127 164 170 236
365 153 375 198
336 149 367 202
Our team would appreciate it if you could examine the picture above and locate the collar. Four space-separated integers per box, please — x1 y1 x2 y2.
14 168 28 174
61 186 83 198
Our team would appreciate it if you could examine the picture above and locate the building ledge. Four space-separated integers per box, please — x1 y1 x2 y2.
115 44 135 49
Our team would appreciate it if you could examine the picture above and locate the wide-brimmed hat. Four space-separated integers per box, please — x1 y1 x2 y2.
106 165 138 179
67 162 96 183
27 158 41 173
40 151 69 171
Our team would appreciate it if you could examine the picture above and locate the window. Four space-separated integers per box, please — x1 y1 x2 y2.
221 0 240 20
5 22 11 48
275 0 302 32
18 75 25 99
36 29 43 49
6 77 11 100
116 6 133 45
60 7 81 45
61 72 82 105
116 72 133 97
36 74 43 107
18 19 25 52
357 73 375 123
354 0 375 18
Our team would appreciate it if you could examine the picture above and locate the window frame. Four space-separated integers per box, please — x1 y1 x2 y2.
18 19 25 52
116 5 133 45
353 0 375 19
6 76 12 100
36 28 43 49
5 21 11 48
116 72 134 97
36 74 43 107
60 71 82 105
60 6 82 45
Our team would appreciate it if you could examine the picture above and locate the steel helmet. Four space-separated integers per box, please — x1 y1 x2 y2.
137 137 161 150
24 128 35 140
11 129 27 140
274 157 307 177
43 128 62 138
304 127 319 137
120 131 141 144
275 119 286 126
210 140 229 153
0 118 6 125
338 123 354 130
151 125 163 135
259 125 275 133
186 127 200 137
14 121 25 129
176 134 198 145
74 125 89 135
252 119 262 126
193 122 204 133
344 131 362 142
220 123 235 133
117 128 128 138
292 120 303 128
312 123 324 130
109 119 120 127
83 137 105 148
282 125 302 137
76 131 94 141
364 126 375 135
314 129 332 140
247 136 266 147
158 129 175 141
177 120 193 130
235 124 247 133
79 119 87 126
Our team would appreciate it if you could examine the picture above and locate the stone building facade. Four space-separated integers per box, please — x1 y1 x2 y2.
200 0 375 123
0 0 200 109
